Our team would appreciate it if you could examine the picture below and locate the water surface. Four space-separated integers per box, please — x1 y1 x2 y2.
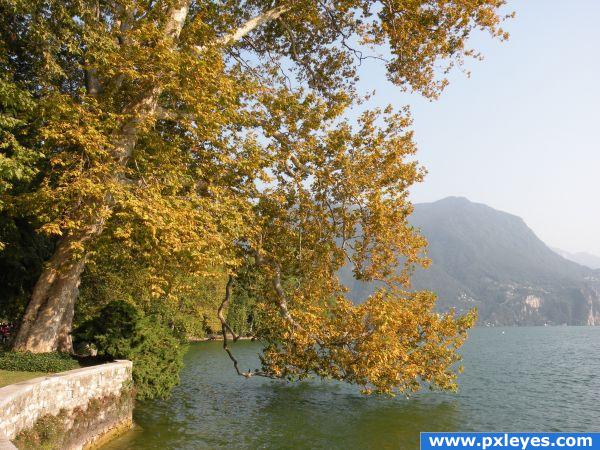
106 327 600 449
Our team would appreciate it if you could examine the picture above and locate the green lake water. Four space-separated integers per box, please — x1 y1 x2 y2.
105 327 600 449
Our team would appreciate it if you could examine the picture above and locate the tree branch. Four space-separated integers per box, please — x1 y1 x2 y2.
218 275 240 342
251 249 322 341
195 4 290 54
84 2 102 96
218 275 274 379
84 67 101 96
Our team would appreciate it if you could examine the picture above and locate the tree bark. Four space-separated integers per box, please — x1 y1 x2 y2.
12 232 89 352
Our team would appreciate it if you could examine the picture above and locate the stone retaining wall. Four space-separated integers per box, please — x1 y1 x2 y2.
0 361 132 449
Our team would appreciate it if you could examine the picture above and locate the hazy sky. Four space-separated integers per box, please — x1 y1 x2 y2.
356 0 600 255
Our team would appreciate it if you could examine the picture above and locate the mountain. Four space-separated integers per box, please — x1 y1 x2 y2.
341 197 600 326
551 247 600 270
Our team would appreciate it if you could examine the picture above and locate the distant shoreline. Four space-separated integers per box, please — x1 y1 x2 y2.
189 324 593 344
188 334 255 342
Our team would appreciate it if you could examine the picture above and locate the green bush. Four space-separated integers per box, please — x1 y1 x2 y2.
0 351 80 372
74 300 186 400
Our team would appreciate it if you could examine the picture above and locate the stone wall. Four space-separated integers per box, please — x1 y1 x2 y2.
0 360 132 449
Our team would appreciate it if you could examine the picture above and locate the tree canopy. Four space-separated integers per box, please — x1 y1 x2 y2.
0 0 509 395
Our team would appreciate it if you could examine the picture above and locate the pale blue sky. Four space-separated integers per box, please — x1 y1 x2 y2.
357 0 600 255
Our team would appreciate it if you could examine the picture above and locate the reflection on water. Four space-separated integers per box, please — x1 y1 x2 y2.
105 327 600 449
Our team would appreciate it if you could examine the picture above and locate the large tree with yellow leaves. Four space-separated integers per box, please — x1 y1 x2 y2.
1 0 509 394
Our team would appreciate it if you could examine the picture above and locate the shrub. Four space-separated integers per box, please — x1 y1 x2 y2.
0 351 80 372
74 300 186 400
13 410 67 450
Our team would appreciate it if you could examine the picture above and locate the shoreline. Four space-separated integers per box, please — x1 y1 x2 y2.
188 334 255 342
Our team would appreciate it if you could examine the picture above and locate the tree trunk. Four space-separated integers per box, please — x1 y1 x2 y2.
12 233 90 353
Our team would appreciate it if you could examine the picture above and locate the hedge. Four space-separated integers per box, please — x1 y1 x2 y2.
0 351 80 372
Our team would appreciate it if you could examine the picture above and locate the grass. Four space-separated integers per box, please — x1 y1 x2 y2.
0 369 47 388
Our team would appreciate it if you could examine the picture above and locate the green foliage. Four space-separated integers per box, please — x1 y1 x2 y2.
226 264 265 336
76 236 225 338
0 351 79 372
0 27 48 321
0 74 39 216
226 289 256 337
0 216 55 322
74 301 186 400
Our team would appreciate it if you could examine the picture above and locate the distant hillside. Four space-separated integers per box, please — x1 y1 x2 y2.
341 197 600 326
551 247 600 270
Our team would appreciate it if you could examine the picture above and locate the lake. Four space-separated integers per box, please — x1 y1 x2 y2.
105 327 600 449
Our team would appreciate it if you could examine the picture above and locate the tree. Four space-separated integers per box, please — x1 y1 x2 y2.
1 0 509 394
